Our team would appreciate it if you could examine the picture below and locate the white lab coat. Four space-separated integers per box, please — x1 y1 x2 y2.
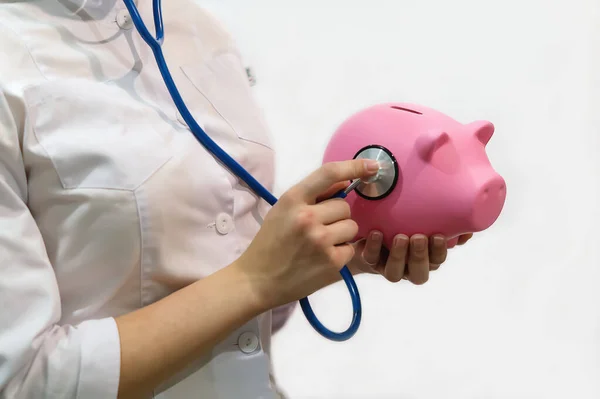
0 1 294 398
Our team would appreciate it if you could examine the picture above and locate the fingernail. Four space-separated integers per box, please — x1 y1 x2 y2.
370 231 382 241
394 235 408 248
364 160 380 172
413 237 426 251
433 236 446 247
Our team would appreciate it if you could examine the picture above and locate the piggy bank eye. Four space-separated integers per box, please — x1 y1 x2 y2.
352 144 399 200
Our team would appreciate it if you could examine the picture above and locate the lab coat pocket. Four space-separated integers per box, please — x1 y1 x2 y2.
180 51 273 149
23 79 172 191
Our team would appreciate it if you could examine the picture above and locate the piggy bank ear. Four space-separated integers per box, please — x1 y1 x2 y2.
416 130 450 161
469 120 495 146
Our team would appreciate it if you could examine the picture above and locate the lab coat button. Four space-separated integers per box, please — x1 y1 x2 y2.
216 213 233 235
238 332 259 354
116 9 133 30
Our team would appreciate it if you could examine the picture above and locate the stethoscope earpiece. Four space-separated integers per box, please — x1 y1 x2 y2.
353 145 399 200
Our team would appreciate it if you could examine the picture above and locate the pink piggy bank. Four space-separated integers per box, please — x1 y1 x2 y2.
322 103 506 249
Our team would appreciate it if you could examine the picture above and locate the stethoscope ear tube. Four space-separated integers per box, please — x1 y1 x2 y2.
122 0 362 341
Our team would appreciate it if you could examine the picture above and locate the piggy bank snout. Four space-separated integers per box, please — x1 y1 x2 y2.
471 174 506 231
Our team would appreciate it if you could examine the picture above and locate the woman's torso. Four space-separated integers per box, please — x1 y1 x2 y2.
0 1 281 397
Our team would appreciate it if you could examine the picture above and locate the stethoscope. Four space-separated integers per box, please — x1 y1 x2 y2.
121 0 397 341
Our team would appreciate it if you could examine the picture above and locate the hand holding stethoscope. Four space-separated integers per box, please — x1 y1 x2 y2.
233 159 380 312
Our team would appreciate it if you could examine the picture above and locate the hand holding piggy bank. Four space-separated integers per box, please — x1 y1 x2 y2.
323 103 506 250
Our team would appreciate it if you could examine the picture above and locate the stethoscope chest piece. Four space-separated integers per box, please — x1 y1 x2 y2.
353 145 399 200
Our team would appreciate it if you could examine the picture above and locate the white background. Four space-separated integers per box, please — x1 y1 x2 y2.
201 1 599 398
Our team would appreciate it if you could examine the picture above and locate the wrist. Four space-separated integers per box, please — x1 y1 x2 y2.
227 257 274 315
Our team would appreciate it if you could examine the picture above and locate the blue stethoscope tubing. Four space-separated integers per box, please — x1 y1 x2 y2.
122 0 361 341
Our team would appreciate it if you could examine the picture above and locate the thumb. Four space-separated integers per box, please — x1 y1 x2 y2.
299 159 380 203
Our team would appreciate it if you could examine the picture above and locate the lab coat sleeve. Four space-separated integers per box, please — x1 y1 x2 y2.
0 90 121 399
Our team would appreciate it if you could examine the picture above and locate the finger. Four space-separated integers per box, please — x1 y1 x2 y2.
407 234 429 285
428 235 447 270
312 199 351 225
446 237 459 249
300 160 380 202
383 235 409 282
315 181 351 203
330 243 356 270
361 231 383 266
457 233 473 245
323 219 359 246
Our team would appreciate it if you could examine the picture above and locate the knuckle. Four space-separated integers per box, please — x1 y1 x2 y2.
279 187 296 202
341 201 352 218
322 163 340 180
309 227 328 246
279 190 291 202
294 208 314 231
364 245 380 259
387 253 403 265
323 248 338 267
330 246 353 268
432 244 447 256
355 160 366 175
411 249 427 261
348 220 359 237
278 191 297 208
327 252 341 268
343 201 352 219
390 247 408 262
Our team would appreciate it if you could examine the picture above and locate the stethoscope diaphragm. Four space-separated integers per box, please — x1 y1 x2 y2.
353 145 399 200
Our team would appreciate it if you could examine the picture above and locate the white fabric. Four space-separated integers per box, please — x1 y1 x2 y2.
0 1 289 398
